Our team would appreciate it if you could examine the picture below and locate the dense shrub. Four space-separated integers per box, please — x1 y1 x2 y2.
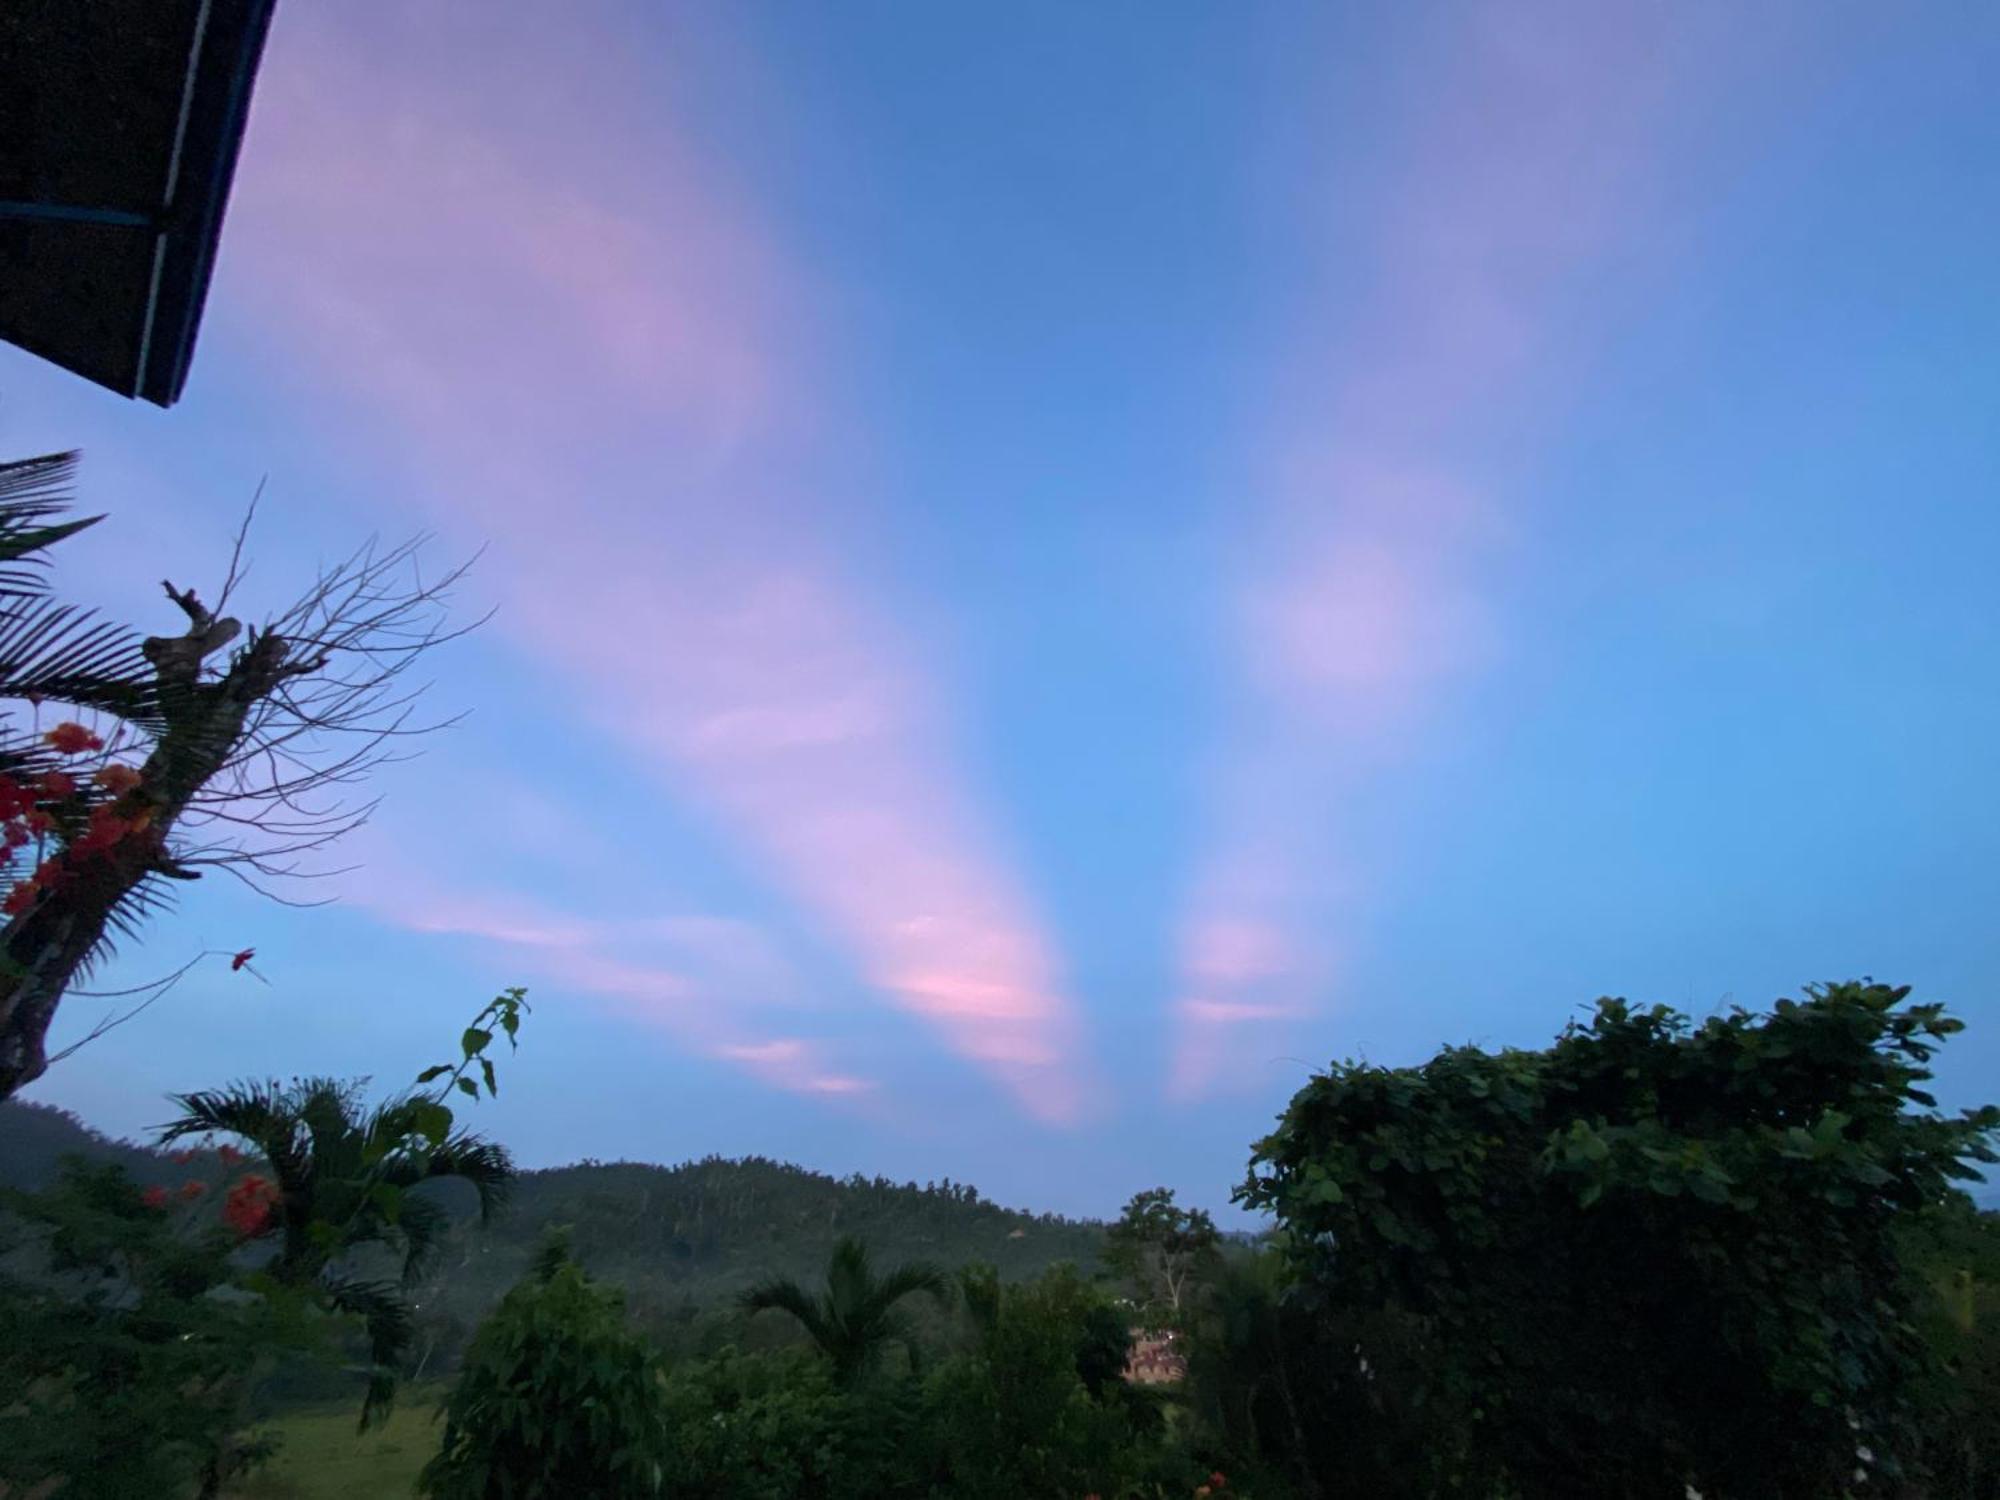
1240 980 2000 1499
420 1237 669 1499
659 1346 927 1500
0 1160 292 1499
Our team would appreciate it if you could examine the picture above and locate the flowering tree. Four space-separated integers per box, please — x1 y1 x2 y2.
156 990 527 1423
0 451 476 1098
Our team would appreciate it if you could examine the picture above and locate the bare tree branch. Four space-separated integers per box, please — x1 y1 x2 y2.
0 492 480 1098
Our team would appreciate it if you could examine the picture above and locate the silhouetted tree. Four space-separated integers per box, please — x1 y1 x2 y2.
1104 1186 1220 1322
1242 980 2000 1499
739 1234 947 1385
0 451 475 1098
423 1235 669 1500
160 1074 513 1417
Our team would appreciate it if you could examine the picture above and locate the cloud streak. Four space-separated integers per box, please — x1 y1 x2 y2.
350 865 877 1103
1168 3 1699 1099
220 6 1095 1124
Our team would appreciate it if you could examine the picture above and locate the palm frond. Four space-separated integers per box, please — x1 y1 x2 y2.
0 454 102 601
393 1193 451 1286
411 1132 514 1223
827 1234 873 1311
94 870 181 963
739 1275 832 1348
322 1274 415 1430
0 600 157 726
295 1077 365 1176
866 1260 950 1315
159 1080 309 1186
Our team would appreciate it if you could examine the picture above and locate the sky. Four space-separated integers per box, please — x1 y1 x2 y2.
4 1 1998 1221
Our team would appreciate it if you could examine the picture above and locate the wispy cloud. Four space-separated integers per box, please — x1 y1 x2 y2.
1167 3 1699 1100
351 868 876 1104
223 6 1093 1124
716 1038 876 1097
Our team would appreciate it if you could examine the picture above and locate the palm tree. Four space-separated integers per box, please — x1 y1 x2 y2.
159 1075 514 1417
739 1235 948 1384
0 453 171 1095
0 450 475 1102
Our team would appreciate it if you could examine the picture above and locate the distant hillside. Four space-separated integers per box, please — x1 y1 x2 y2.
0 1097 181 1191
0 1098 1108 1367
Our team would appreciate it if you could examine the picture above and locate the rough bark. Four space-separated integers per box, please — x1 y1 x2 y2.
0 582 323 1099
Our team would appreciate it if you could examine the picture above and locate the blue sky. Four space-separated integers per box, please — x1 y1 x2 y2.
4 2 1997 1219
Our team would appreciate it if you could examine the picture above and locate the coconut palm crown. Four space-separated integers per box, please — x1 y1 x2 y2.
738 1234 949 1384
159 1075 514 1420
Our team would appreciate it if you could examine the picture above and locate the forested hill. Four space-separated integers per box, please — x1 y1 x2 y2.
0 1099 1108 1340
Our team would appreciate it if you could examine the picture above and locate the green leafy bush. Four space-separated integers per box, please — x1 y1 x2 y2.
659 1345 926 1500
420 1236 668 1499
1240 980 2000 1499
924 1262 1184 1500
0 1160 297 1499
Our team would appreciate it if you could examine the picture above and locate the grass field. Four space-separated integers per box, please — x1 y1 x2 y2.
222 1393 445 1499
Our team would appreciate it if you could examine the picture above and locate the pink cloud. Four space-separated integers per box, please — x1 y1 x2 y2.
1168 3 1700 1100
716 1039 876 1097
349 872 879 1106
221 9 1093 1125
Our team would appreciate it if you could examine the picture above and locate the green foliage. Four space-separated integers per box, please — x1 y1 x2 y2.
1904 1203 2000 1495
1240 979 2000 1498
0 452 153 742
925 1261 1181 1500
739 1234 948 1384
0 1159 300 1499
1105 1185 1222 1324
158 1073 515 1422
1 1096 1110 1387
1182 1245 1469 1500
412 987 530 1119
420 1236 669 1499
156 993 526 1425
659 1346 926 1500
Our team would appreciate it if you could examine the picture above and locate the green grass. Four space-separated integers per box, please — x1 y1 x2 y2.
223 1392 445 1499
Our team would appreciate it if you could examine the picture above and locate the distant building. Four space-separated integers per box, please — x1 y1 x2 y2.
1122 1327 1187 1385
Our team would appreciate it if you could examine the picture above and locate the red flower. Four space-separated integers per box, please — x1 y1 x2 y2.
71 809 130 856
44 723 103 755
2 823 26 850
169 1149 196 1166
3 882 37 916
179 1180 207 1201
231 948 255 972
0 776 24 816
141 1185 170 1211
93 764 143 795
223 1174 280 1239
217 1143 245 1166
24 810 53 835
1209 1474 1228 1490
36 771 76 800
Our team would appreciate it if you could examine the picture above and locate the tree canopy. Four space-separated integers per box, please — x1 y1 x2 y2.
1240 979 2000 1498
1104 1185 1221 1323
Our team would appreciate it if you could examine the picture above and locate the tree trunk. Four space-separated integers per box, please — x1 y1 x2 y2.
0 823 173 1096
1269 1314 1325 1500
0 600 305 1099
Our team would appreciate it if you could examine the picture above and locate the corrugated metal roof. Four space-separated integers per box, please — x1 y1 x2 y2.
0 0 278 406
